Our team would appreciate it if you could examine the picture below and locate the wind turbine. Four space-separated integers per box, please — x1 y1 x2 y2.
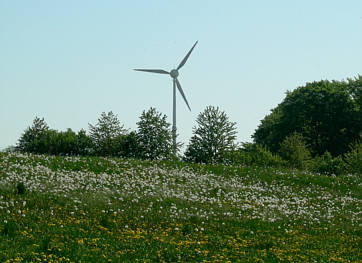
134 41 198 153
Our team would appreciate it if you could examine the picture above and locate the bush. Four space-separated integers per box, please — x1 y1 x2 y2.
45 129 78 155
75 129 93 156
311 151 346 176
344 141 362 174
230 143 285 167
115 132 140 158
279 132 311 169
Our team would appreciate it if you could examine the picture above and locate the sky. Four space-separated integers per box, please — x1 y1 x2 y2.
1 0 361 150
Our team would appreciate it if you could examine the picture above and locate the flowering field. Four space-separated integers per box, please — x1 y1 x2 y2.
0 152 361 262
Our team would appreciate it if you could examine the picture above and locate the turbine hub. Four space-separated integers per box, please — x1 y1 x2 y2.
170 69 179 79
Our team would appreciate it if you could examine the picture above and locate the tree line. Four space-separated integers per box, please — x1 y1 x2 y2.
12 76 362 175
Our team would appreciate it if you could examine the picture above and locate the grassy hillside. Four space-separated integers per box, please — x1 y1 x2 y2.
0 152 361 262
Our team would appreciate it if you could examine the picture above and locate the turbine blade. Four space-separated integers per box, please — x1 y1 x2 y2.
134 69 170 74
177 41 198 70
175 78 191 111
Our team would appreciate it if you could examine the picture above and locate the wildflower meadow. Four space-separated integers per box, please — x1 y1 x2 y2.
0 152 360 262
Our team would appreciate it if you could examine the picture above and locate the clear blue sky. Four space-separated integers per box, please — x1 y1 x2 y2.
1 1 361 150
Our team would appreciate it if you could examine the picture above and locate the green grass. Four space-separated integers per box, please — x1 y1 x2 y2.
0 152 361 262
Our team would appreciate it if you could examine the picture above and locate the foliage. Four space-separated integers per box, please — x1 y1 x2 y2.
88 111 127 156
17 116 49 154
116 131 140 158
229 143 285 167
16 117 95 156
75 129 93 156
136 107 174 160
253 76 362 157
311 151 346 176
184 106 237 164
279 132 311 169
47 129 78 155
344 140 362 174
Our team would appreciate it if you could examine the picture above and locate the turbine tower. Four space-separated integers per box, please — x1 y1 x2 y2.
134 41 198 153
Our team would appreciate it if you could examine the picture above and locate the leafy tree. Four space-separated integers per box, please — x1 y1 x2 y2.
47 129 78 155
75 129 93 156
17 117 49 153
136 107 174 160
89 111 127 156
279 132 311 169
117 131 140 158
184 106 237 163
253 76 362 157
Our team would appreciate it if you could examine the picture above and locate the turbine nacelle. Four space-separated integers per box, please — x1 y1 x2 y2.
170 69 179 79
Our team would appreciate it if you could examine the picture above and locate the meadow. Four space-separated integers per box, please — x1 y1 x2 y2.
0 152 360 262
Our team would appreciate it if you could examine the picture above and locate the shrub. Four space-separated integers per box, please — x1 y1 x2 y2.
114 132 140 158
279 132 311 169
75 129 93 156
311 151 346 176
230 143 285 167
344 141 362 174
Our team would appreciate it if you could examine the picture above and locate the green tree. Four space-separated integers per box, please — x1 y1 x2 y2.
89 111 127 156
253 76 362 157
117 131 140 158
17 117 49 154
279 132 311 169
75 129 93 156
184 106 237 163
48 129 78 155
136 107 174 160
